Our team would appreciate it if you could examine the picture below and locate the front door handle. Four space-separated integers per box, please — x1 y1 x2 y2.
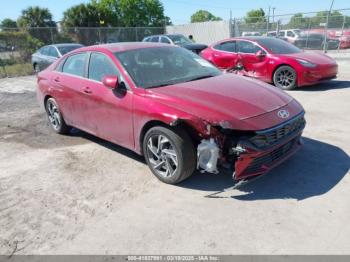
83 87 92 94
53 77 60 82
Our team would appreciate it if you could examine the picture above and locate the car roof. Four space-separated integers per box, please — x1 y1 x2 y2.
75 42 172 53
52 43 83 47
144 34 183 38
219 36 272 42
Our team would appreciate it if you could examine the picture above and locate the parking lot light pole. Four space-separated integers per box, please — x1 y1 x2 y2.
324 0 335 53
266 6 271 34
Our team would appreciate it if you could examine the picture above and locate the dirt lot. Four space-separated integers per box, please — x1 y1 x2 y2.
0 58 349 255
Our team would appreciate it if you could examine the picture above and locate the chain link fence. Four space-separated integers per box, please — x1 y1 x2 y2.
1 9 350 78
0 26 164 78
232 9 350 51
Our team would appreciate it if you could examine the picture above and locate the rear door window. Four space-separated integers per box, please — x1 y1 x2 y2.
150 36 159 42
238 41 261 54
214 41 236 52
62 53 87 77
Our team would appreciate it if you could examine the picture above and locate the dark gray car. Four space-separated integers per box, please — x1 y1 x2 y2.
294 34 339 50
32 43 84 72
142 34 207 54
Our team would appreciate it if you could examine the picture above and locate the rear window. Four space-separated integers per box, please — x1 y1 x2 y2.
256 38 301 54
57 45 83 55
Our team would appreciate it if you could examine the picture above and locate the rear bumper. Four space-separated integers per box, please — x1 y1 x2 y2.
298 64 338 87
234 132 303 180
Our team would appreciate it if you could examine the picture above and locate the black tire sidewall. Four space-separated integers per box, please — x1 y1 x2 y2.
45 98 69 134
143 126 196 184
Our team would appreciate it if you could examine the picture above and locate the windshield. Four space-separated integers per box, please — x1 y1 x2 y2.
167 35 193 45
115 46 221 89
57 45 83 55
256 38 301 54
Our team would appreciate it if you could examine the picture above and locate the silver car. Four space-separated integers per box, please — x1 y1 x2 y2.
32 43 83 72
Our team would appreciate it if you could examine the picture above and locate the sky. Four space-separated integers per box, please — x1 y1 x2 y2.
0 0 350 24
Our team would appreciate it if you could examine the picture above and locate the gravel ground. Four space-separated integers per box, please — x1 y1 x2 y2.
0 58 349 255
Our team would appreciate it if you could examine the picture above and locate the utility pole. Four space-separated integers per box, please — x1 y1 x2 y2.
324 0 335 53
266 6 271 34
272 7 276 23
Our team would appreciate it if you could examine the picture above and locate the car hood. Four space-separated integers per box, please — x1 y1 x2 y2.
282 51 336 65
146 74 294 126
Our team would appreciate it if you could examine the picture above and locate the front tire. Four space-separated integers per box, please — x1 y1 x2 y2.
143 126 196 184
273 65 297 90
45 98 71 134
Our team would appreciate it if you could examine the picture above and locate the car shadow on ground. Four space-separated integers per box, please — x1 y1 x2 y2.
297 80 350 91
70 128 145 163
180 137 350 201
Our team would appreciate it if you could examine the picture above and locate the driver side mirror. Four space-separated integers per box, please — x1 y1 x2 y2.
255 50 266 58
102 75 119 90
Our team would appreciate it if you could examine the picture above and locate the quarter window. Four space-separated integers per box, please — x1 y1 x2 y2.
238 41 261 54
88 53 119 82
62 53 87 77
214 41 236 52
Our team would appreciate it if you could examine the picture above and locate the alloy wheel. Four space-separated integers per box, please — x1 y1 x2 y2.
46 100 61 131
275 68 296 89
146 134 178 178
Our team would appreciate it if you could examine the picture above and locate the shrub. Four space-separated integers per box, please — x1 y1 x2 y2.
0 31 43 63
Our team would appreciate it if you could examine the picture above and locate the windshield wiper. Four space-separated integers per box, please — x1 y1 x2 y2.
185 75 215 82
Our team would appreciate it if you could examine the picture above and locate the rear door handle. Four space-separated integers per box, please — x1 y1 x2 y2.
83 87 92 94
53 77 60 82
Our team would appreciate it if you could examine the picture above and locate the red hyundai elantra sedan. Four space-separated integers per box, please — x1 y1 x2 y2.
37 43 305 184
200 37 338 90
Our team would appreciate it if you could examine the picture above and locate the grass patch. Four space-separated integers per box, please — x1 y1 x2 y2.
0 63 33 78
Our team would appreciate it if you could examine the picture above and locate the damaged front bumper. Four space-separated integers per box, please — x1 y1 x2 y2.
234 132 303 180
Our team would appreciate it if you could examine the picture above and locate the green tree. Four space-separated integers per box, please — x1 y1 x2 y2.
0 31 43 62
164 16 173 26
190 10 222 23
17 6 56 28
16 6 56 44
1 18 17 29
244 8 266 24
287 13 309 29
62 3 103 27
63 0 167 27
118 0 166 27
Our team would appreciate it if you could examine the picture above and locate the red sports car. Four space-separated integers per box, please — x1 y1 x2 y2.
200 37 338 90
37 43 305 184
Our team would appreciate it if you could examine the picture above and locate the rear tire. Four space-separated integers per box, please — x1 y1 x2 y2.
34 63 40 74
45 98 71 134
273 65 297 90
143 126 196 184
